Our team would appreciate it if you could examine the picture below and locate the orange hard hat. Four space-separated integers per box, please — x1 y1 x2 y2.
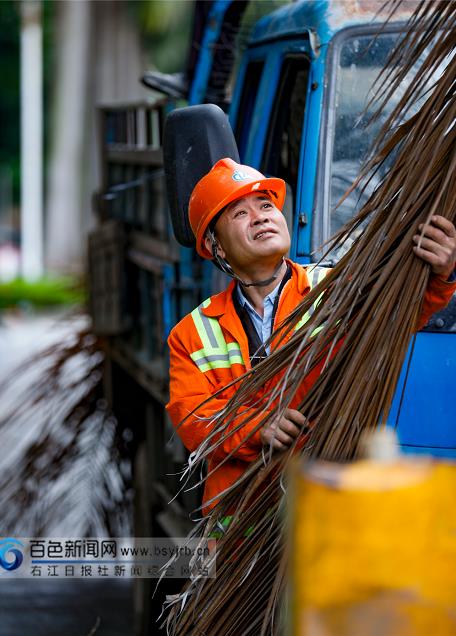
188 158 286 259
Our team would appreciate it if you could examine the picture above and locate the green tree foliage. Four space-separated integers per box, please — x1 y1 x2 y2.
0 1 20 203
130 0 194 74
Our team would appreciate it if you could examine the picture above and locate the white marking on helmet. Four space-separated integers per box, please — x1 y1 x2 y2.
232 170 251 182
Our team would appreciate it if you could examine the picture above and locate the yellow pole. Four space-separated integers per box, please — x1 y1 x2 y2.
289 457 456 636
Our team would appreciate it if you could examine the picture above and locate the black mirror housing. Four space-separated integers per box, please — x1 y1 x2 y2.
163 103 240 247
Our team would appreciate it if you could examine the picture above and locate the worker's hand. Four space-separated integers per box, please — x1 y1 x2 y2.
413 215 456 279
261 408 308 452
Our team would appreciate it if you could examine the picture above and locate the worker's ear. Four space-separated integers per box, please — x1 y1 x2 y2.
204 231 226 259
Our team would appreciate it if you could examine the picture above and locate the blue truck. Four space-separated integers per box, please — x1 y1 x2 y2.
88 1 455 631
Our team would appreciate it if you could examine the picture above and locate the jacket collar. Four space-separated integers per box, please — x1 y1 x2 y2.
201 280 236 317
201 259 310 318
292 258 311 295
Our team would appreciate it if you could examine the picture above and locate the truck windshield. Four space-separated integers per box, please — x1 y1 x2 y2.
326 30 443 260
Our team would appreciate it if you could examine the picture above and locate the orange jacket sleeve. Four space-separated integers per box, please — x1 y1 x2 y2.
166 327 264 463
417 271 456 330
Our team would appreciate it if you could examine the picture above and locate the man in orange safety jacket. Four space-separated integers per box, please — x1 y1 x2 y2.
166 158 456 515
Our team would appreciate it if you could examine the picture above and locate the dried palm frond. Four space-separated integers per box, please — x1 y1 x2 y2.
165 2 456 634
0 313 132 536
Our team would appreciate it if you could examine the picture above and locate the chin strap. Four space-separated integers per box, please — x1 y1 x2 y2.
208 229 285 288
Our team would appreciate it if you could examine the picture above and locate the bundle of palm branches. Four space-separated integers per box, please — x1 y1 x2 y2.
165 1 456 633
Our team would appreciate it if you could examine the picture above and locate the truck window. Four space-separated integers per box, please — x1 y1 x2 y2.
327 31 443 259
235 60 265 160
261 55 309 231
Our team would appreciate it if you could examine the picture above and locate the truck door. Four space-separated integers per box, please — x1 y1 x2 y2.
230 41 311 244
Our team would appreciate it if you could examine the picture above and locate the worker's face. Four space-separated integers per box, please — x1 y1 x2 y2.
205 193 290 271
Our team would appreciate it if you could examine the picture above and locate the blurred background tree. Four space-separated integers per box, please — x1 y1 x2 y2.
0 0 287 285
133 0 194 74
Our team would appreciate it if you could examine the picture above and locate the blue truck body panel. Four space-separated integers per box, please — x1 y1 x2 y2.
252 0 331 45
390 334 456 450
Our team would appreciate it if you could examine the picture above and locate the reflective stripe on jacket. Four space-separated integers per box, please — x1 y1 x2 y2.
166 259 456 514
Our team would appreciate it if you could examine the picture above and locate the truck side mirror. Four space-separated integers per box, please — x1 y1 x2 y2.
163 103 240 247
